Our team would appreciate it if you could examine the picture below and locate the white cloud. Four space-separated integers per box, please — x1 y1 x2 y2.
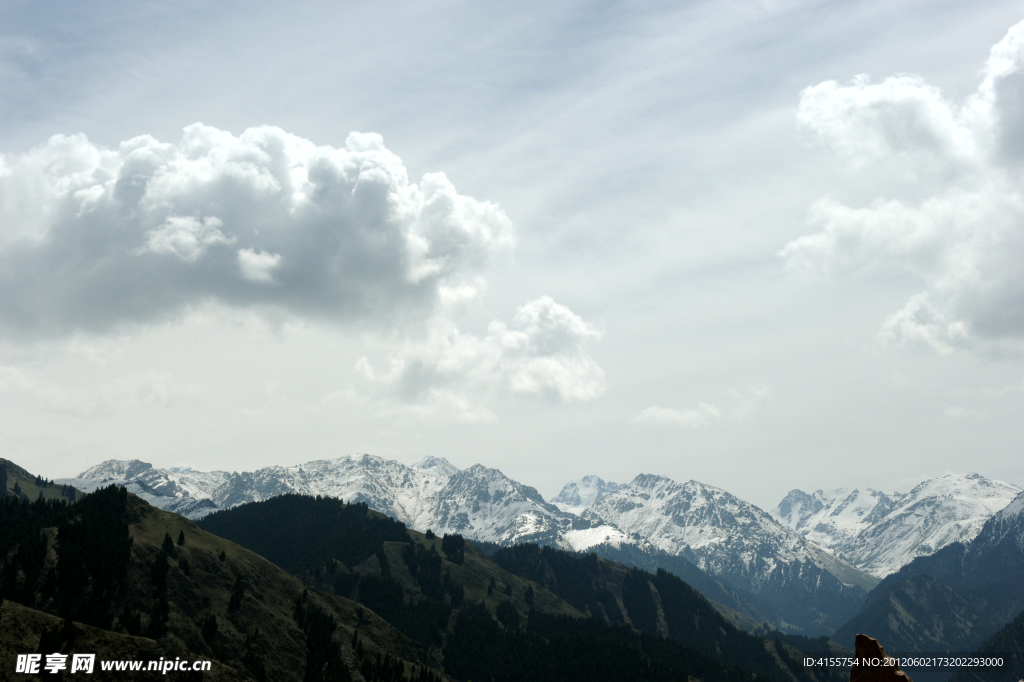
632 403 721 428
781 18 1024 353
632 386 772 428
877 293 969 355
0 124 514 336
943 406 989 420
237 248 281 284
354 295 605 419
0 123 608 420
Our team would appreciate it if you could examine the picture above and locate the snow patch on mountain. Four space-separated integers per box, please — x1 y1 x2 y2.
411 456 460 478
562 524 633 551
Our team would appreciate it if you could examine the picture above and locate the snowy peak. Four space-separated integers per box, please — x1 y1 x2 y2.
551 475 622 514
411 456 460 478
583 472 877 632
772 488 827 531
58 455 572 549
587 474 865 580
77 459 155 481
771 487 903 550
428 464 571 545
772 473 1022 577
68 458 228 518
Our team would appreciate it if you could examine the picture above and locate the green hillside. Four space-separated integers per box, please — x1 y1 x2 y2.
1 458 83 504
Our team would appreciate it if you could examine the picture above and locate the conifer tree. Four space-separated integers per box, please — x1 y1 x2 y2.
161 532 175 555
202 614 217 646
229 574 245 610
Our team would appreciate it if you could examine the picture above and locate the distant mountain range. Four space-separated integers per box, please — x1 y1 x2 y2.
58 456 1020 636
771 474 1022 577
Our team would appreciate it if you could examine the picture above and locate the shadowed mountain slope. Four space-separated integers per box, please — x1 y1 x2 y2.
949 609 1024 682
200 493 847 682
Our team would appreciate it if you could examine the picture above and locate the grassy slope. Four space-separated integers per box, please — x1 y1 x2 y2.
1 458 84 503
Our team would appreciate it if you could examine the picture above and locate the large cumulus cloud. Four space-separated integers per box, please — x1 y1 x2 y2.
0 124 514 335
780 19 1024 354
0 124 606 410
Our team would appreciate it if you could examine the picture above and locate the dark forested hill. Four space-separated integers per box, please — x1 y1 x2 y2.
0 478 440 681
583 540 776 628
949 609 1024 682
199 493 847 682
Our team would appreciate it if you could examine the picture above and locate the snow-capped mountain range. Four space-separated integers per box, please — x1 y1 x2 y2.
771 474 1022 576
64 454 597 547
58 455 1019 633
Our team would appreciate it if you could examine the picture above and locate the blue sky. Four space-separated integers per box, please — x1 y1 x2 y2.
2 0 1023 508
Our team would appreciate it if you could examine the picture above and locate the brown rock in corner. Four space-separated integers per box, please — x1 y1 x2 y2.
850 634 913 682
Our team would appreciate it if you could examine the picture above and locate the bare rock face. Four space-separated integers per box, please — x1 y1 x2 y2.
851 634 913 682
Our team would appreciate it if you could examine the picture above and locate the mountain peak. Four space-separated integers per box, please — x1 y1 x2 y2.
77 459 153 480
411 456 459 477
551 475 622 513
630 473 675 488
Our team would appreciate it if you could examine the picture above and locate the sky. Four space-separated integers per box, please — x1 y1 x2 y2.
2 0 1023 510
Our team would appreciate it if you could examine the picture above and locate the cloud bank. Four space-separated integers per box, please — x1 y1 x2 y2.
781 19 1024 354
0 124 515 335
